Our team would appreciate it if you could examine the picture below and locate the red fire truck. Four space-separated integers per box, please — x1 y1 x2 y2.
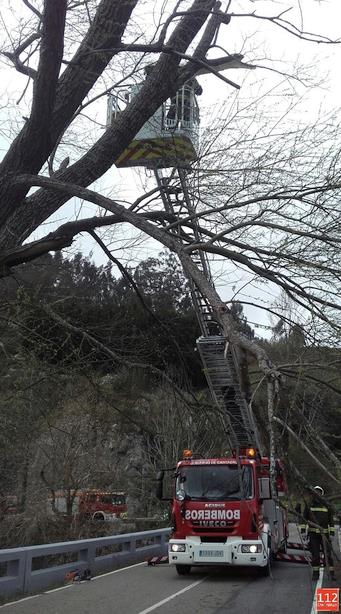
157 448 288 575
52 489 127 521
115 76 289 575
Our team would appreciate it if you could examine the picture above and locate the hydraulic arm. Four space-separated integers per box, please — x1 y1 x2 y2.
154 167 262 452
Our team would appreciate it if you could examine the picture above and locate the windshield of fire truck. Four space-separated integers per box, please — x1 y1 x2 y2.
176 464 253 501
100 494 126 505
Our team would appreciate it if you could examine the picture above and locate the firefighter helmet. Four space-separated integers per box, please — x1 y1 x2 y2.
313 485 324 496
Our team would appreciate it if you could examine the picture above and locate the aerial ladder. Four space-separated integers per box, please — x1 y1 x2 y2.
108 78 262 454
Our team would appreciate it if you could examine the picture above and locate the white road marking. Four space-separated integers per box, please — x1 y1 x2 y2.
0 595 40 608
45 584 74 594
136 576 209 614
310 568 323 614
91 561 145 580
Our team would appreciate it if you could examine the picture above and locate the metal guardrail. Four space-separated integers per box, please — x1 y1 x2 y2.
0 528 171 599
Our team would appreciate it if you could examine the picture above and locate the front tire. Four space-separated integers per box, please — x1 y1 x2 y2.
259 545 272 577
260 558 270 577
92 512 105 521
176 565 191 575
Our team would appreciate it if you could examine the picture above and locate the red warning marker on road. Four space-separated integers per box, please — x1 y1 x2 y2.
287 542 307 550
276 552 310 564
147 556 169 566
277 551 327 564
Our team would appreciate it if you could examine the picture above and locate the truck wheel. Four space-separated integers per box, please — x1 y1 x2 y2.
260 559 270 577
260 546 271 577
176 565 191 575
93 512 105 521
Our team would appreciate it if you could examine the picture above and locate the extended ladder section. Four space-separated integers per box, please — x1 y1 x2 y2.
154 168 262 452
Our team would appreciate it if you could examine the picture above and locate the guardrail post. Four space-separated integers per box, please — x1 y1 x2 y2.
0 550 26 597
23 550 32 594
79 545 95 569
161 532 167 549
130 538 136 555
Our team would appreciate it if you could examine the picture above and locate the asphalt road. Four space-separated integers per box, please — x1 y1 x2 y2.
0 559 333 614
1 527 339 614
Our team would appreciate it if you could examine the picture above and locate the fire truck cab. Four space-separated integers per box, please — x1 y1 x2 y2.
78 490 127 521
157 449 288 575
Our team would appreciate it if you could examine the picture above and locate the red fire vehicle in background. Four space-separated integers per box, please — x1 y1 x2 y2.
157 448 288 576
52 489 127 521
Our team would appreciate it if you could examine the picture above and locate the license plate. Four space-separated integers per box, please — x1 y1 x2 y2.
199 550 224 557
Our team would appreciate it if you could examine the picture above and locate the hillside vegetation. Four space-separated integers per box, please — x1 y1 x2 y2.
0 253 340 547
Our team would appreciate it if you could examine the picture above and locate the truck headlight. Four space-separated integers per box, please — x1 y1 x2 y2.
170 543 186 552
241 544 262 553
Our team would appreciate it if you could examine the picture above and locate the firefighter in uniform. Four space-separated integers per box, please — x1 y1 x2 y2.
299 485 336 581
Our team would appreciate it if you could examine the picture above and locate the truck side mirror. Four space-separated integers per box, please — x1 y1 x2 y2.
156 470 172 501
258 477 271 500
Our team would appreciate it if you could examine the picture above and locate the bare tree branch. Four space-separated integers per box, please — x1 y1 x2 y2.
21 0 42 19
273 417 341 486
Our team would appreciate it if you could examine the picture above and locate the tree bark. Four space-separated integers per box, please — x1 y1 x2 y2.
0 0 219 248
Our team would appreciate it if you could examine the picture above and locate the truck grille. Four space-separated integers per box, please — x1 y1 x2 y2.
193 527 235 534
200 536 227 543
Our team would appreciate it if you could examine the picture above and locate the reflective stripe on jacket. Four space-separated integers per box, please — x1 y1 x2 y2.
303 498 334 535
